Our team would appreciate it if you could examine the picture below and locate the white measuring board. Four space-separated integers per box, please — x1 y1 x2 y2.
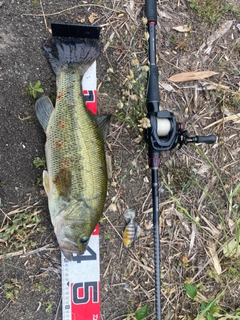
62 61 101 320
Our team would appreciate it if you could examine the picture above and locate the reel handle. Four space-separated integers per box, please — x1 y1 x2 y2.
187 135 217 144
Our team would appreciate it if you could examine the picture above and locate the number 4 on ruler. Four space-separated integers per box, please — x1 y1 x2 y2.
71 246 97 263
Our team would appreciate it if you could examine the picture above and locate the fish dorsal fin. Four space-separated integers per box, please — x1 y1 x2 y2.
35 96 54 131
96 114 111 141
43 170 50 196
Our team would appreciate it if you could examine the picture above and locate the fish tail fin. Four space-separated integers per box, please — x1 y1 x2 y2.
43 38 100 76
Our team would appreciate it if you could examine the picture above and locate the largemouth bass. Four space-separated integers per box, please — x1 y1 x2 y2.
35 38 109 260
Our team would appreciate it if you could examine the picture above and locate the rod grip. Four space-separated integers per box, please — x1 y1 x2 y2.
147 65 160 104
145 0 157 23
196 135 216 144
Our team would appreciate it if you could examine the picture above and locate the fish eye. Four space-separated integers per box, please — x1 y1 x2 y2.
80 236 89 244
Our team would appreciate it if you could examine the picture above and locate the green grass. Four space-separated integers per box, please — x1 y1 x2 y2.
27 80 44 99
189 0 239 23
0 205 45 253
45 301 53 313
184 283 240 319
3 278 22 301
160 144 240 319
33 156 46 169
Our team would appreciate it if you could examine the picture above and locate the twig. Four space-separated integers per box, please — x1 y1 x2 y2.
0 244 56 260
39 0 51 34
0 249 24 260
204 113 240 129
130 257 153 272
103 257 113 278
54 297 62 320
103 212 123 240
0 300 11 316
20 244 57 257
22 4 123 17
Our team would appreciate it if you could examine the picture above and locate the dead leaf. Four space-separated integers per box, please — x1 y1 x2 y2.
172 25 191 32
107 203 117 212
88 12 99 24
200 214 222 239
103 31 115 52
144 220 153 230
168 71 218 83
222 239 240 258
182 256 188 264
193 163 211 176
159 81 176 92
76 16 85 23
208 241 222 275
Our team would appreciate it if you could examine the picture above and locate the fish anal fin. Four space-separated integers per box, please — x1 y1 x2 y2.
35 96 54 131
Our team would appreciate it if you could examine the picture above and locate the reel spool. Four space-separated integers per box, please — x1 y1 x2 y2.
144 110 216 151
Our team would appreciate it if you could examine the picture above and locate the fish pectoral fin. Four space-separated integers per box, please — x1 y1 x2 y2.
43 170 50 196
35 96 54 131
95 114 111 140
54 168 72 200
135 225 142 239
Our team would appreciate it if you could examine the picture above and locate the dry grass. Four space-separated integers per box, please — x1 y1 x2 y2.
94 0 240 319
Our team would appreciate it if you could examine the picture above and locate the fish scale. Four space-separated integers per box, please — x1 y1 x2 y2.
46 69 106 209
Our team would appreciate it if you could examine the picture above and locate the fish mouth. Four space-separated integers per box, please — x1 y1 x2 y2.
57 237 85 260
61 248 85 261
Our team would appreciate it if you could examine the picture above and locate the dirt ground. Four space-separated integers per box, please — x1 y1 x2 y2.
0 0 240 319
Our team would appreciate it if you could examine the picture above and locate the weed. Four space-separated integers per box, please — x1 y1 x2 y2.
0 205 44 253
115 64 148 131
167 162 194 193
114 19 148 133
45 301 53 313
32 0 40 8
33 156 46 169
169 35 190 51
232 97 240 110
134 303 149 320
45 288 52 294
3 278 22 301
27 80 44 99
35 281 44 292
104 231 111 240
189 0 239 24
184 284 240 319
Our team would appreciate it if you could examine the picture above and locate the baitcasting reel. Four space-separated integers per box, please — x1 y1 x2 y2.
144 110 216 151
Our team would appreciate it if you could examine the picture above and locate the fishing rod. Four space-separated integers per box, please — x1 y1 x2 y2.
144 1 216 319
